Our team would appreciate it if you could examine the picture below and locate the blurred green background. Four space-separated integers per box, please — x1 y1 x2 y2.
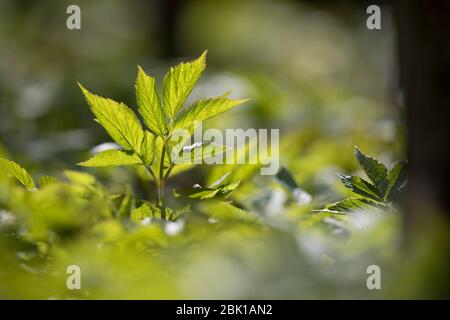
0 0 448 299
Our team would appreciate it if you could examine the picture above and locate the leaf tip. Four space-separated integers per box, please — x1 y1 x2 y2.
200 50 208 61
136 65 146 76
77 81 87 92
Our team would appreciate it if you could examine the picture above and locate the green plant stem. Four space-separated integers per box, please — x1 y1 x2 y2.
164 164 175 180
159 141 167 220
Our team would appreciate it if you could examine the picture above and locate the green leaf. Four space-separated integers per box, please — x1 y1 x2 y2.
174 143 229 164
354 146 388 195
385 160 407 200
174 181 240 200
135 66 167 135
0 158 36 191
79 84 144 152
38 175 58 188
338 174 383 202
64 170 97 186
131 203 152 223
209 172 231 188
175 187 221 200
140 131 156 166
199 201 260 224
321 197 386 214
173 94 248 130
163 51 207 120
78 149 142 167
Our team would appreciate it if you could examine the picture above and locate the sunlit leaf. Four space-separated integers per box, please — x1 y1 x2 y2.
135 66 167 135
79 84 144 152
163 51 207 120
64 170 97 186
174 181 240 200
38 175 58 188
0 158 36 191
173 94 248 130
131 203 152 224
175 143 229 164
78 150 142 167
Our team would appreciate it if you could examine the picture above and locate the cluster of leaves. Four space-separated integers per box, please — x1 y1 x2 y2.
318 146 407 214
77 51 247 220
0 52 251 233
0 142 413 299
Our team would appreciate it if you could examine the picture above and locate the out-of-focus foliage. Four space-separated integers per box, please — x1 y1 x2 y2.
0 0 448 299
0 142 448 299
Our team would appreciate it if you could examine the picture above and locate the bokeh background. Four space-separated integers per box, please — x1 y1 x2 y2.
0 0 448 299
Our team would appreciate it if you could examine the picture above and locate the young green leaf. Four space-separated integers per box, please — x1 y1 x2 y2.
338 174 383 202
38 175 58 188
173 95 248 130
174 187 221 200
0 158 36 191
131 203 152 224
79 84 144 152
78 149 142 167
163 51 207 120
200 201 260 224
354 146 388 195
64 170 97 186
174 181 240 200
174 143 229 164
135 66 167 136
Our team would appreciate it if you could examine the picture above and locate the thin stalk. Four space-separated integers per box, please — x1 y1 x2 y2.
164 164 175 180
159 141 167 220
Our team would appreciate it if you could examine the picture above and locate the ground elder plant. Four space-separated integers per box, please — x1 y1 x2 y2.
78 51 248 220
318 146 407 215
